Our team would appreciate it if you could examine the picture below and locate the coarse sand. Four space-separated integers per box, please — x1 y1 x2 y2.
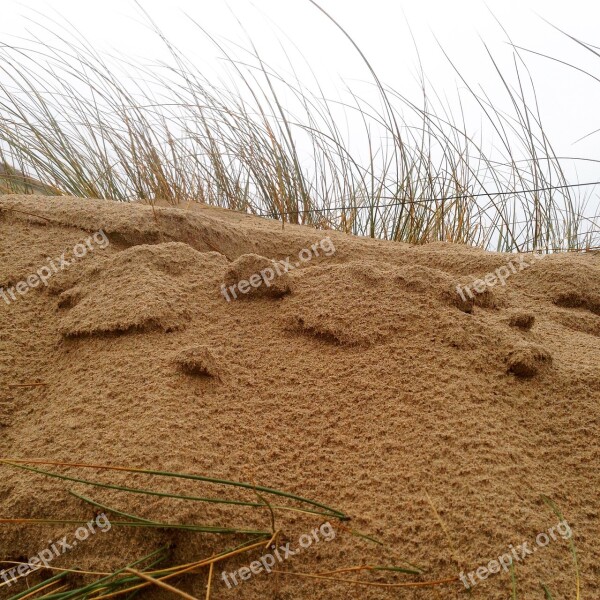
0 194 598 599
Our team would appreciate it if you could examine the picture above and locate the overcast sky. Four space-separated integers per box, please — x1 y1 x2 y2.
2 0 600 186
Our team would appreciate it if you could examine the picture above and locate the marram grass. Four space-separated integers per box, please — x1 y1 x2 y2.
0 458 349 520
1 458 454 598
0 462 580 597
0 7 598 252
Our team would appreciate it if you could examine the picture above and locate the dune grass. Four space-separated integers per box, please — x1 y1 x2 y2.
0 458 338 598
0 7 598 252
0 458 349 521
0 458 458 598
1 461 580 599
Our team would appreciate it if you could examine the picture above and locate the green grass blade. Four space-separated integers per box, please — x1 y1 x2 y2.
2 460 348 520
540 581 554 599
6 571 70 600
5 462 337 519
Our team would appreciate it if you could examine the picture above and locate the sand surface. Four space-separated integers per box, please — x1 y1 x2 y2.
0 194 598 599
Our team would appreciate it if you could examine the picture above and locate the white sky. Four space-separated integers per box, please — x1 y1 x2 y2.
2 0 600 185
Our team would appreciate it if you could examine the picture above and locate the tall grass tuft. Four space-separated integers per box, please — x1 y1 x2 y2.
0 8 598 252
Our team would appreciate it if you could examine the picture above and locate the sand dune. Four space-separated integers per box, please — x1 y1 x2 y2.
0 194 598 599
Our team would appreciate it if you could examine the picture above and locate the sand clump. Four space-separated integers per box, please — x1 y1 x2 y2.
222 253 291 300
508 311 536 330
506 343 553 378
553 290 600 315
0 194 598 600
53 243 227 336
174 345 221 379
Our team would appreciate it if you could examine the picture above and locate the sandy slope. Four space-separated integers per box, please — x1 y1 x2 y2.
0 194 598 599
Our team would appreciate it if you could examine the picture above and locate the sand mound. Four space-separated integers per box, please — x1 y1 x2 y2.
506 343 553 378
507 310 536 330
0 194 598 600
174 345 221 379
553 290 600 314
284 262 477 346
222 253 291 300
55 243 225 336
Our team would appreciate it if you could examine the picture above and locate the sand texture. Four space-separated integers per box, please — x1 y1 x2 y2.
0 194 598 599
